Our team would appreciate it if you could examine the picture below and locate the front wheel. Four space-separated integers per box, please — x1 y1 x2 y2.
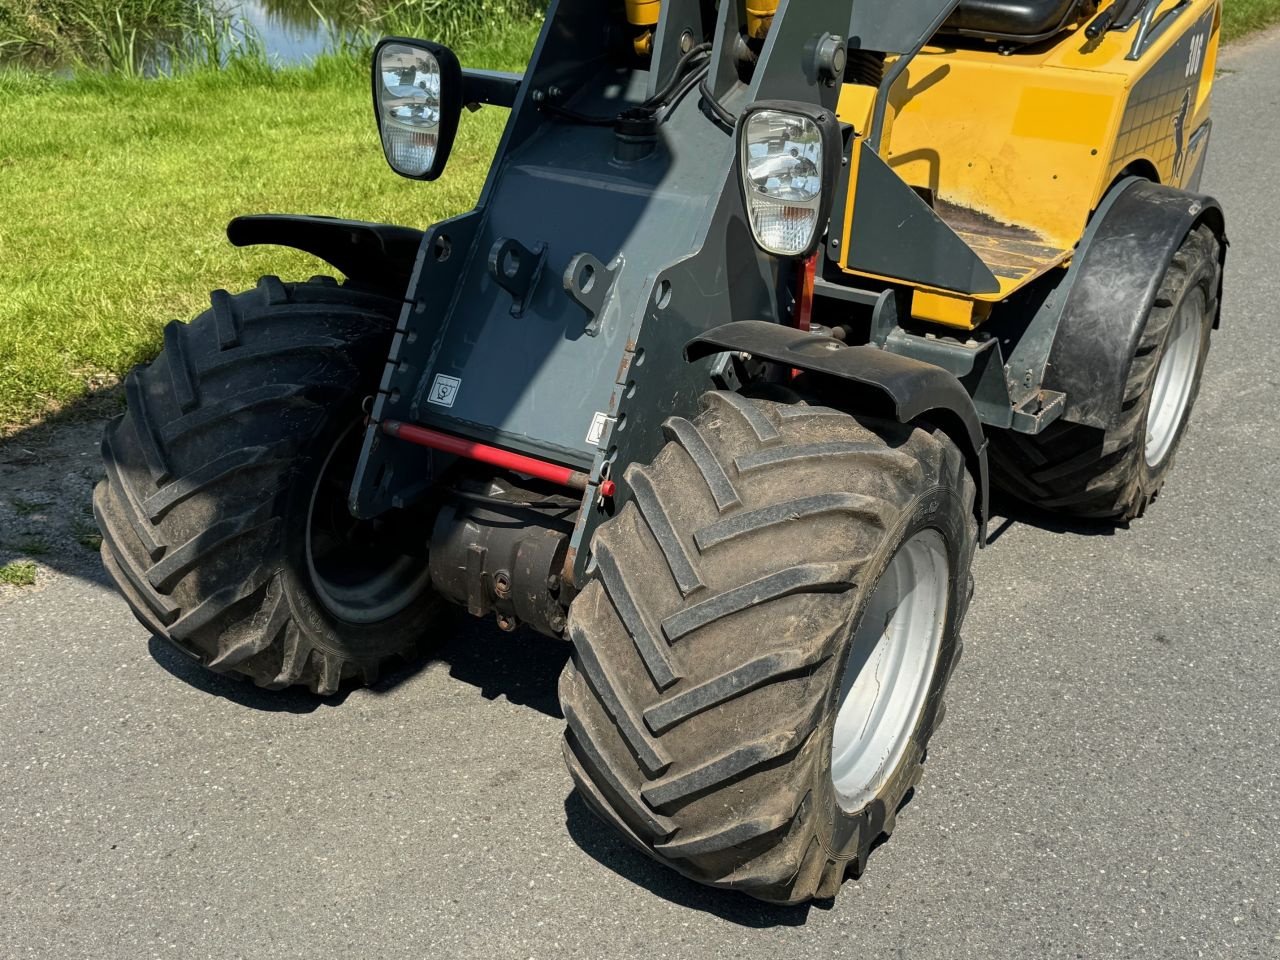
94 276 443 694
558 391 977 903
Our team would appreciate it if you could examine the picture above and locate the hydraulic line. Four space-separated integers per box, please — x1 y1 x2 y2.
381 420 616 497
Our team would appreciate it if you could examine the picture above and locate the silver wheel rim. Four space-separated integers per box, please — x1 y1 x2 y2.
1145 292 1204 467
305 424 432 625
831 528 949 814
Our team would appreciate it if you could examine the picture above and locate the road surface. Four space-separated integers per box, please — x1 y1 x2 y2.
2 27 1278 960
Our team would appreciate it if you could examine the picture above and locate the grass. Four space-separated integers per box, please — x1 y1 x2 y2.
0 560 38 586
1223 0 1280 39
0 21 539 431
0 3 1277 432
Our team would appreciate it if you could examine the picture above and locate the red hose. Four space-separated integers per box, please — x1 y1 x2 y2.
381 420 616 498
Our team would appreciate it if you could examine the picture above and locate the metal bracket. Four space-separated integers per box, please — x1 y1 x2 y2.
1010 390 1066 434
1127 0 1189 60
488 237 547 317
870 288 907 345
462 68 522 108
563 252 622 336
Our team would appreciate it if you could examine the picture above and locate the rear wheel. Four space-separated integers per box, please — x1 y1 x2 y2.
558 391 977 903
990 225 1220 520
94 276 442 694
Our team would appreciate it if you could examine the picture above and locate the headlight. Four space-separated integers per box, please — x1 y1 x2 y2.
737 103 840 257
373 38 462 181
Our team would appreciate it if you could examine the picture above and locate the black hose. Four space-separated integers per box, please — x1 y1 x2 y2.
657 62 709 123
642 41 712 109
698 76 736 128
540 40 711 128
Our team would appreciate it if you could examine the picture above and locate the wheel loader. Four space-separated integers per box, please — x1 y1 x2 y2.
95 0 1227 903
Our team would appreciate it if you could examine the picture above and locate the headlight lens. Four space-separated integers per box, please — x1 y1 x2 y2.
740 109 826 256
377 42 445 178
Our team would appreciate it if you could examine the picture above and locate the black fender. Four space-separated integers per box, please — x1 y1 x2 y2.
1044 179 1226 429
227 215 424 293
686 320 990 538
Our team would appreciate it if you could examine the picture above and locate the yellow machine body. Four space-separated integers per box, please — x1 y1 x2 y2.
833 0 1222 329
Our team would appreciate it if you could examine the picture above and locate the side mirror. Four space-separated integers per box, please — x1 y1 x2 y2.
372 37 462 181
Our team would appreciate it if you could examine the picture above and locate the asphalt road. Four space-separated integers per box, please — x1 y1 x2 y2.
3 29 1279 960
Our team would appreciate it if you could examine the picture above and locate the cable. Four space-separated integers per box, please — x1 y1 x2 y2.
657 62 709 124
698 76 736 128
641 41 711 109
539 40 712 128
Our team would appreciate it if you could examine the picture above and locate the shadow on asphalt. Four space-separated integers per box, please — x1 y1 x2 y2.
985 491 1122 545
146 615 571 717
147 634 350 712
562 790 825 927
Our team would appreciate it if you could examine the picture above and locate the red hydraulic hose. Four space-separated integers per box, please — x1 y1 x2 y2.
380 420 616 498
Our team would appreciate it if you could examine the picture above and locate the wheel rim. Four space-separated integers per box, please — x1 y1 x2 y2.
831 528 949 814
1145 291 1205 467
305 423 432 625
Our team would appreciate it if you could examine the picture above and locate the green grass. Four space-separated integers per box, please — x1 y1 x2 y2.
0 23 538 431
1 4 1277 432
1223 0 1280 39
0 560 38 586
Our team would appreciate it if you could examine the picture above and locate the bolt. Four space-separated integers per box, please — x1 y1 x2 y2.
549 611 567 633
814 34 846 83
496 613 516 632
531 89 545 102
547 85 563 100
679 29 695 54
546 573 561 593
494 571 512 600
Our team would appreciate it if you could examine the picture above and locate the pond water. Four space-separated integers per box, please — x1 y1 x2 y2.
0 0 402 71
225 0 384 65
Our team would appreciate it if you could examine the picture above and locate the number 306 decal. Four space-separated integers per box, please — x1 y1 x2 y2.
1186 30 1207 78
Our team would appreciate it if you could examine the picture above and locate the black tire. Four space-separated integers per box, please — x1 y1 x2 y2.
558 391 977 904
990 225 1220 520
94 276 442 694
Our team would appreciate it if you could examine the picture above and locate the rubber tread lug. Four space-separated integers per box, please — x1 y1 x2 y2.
145 505 276 593
142 444 292 522
158 384 314 444
101 432 167 561
661 562 855 643
564 701 676 838
258 275 289 305
593 540 681 690
736 441 893 475
569 622 672 775
123 372 172 486
703 391 779 443
208 583 290 669
643 647 830 735
210 289 240 349
694 492 889 551
93 494 180 625
163 322 199 413
641 700 824 809
661 417 740 511
624 466 703 597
